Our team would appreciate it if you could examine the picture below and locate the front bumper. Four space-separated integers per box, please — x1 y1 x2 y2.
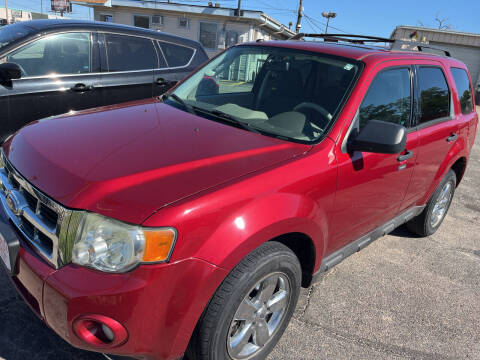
1 205 228 360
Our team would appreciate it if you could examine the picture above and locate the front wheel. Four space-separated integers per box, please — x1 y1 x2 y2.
407 169 456 236
187 242 302 360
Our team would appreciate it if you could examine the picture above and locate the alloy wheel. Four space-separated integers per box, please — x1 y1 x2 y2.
227 272 290 360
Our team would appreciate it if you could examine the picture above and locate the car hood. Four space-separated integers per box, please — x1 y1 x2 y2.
3 99 310 224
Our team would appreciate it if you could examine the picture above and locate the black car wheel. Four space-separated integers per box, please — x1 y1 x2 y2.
187 241 302 360
407 169 456 236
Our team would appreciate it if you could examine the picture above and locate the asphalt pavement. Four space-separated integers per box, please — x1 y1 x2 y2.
0 109 479 360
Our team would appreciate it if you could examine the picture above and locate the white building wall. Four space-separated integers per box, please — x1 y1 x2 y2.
0 8 33 23
94 7 272 57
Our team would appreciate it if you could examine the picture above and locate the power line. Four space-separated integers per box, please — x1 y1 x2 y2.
304 14 347 33
304 15 322 34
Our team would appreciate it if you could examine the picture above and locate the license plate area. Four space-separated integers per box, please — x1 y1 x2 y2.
0 221 20 275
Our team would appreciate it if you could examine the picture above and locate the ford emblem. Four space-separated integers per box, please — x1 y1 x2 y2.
6 192 21 216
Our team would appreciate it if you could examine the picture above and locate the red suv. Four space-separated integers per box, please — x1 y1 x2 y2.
0 35 478 360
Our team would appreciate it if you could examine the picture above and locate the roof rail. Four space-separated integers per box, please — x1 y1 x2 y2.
290 33 393 43
290 33 452 57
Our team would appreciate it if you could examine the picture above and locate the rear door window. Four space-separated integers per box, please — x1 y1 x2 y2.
359 68 412 129
159 41 194 68
417 67 450 124
451 68 474 114
105 34 157 72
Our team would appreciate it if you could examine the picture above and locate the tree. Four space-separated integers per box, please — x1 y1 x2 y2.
416 13 453 30
434 12 452 30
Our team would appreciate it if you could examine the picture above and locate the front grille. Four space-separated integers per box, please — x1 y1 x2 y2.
0 155 69 268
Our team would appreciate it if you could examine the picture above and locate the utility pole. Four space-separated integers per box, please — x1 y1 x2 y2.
5 0 9 24
236 0 241 16
295 0 303 33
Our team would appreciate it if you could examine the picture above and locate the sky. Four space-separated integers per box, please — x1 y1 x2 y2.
2 0 478 37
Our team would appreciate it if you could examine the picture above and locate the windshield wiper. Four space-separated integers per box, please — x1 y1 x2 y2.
192 107 262 134
161 93 195 114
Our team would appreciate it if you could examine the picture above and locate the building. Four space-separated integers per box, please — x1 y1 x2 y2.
73 1 296 57
0 8 64 25
0 8 33 24
391 26 480 89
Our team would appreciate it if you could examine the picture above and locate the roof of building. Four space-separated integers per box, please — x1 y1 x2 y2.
72 0 296 38
391 25 480 47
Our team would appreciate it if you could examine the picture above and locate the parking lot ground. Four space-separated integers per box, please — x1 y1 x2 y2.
0 109 479 360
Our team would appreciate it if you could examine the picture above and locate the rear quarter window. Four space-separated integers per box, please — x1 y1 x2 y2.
450 67 474 114
417 67 450 124
159 41 194 68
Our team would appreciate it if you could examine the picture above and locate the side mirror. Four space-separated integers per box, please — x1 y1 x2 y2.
348 120 407 154
0 62 21 81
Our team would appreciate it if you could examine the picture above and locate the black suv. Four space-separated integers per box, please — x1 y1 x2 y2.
0 20 208 141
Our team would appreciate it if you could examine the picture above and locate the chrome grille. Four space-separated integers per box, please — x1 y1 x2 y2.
0 156 69 268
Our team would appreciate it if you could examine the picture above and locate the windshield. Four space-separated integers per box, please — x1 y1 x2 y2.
169 45 360 143
0 23 35 50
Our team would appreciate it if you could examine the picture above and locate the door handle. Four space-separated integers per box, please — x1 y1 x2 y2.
446 133 458 142
155 78 177 87
397 150 413 162
71 83 94 92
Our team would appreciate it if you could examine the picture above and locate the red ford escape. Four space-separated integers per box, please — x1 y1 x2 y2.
0 34 478 360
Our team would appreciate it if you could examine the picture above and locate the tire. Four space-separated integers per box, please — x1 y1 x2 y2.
187 241 302 360
406 169 456 236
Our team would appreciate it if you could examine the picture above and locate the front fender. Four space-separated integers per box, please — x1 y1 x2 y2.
191 192 327 271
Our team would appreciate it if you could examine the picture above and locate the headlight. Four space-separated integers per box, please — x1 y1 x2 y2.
72 212 177 273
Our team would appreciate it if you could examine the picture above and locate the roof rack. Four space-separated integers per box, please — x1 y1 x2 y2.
290 33 451 57
391 40 451 57
290 33 393 44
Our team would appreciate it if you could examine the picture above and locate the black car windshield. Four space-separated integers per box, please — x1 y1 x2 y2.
0 23 35 50
169 45 360 143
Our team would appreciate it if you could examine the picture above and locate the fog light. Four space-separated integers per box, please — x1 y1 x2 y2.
101 323 115 342
73 315 128 348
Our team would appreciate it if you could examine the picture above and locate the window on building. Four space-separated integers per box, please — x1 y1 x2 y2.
159 41 194 67
451 68 474 114
359 68 412 129
199 22 218 50
214 53 268 94
152 15 164 26
105 34 156 72
226 30 239 48
99 14 113 22
418 67 450 124
133 15 150 29
6 32 91 77
178 17 190 29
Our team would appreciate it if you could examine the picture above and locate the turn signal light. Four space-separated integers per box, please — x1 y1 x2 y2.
143 228 177 262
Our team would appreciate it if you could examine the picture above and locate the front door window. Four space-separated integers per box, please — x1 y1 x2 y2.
6 32 91 78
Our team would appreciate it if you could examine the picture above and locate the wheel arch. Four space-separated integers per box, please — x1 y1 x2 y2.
270 232 316 288
451 156 467 186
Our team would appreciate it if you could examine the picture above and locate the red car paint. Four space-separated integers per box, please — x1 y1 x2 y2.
1 41 478 360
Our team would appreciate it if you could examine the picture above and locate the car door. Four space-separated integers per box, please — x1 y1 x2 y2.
2 31 102 138
400 63 459 209
100 32 157 105
330 65 418 253
0 80 10 141
152 40 196 96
